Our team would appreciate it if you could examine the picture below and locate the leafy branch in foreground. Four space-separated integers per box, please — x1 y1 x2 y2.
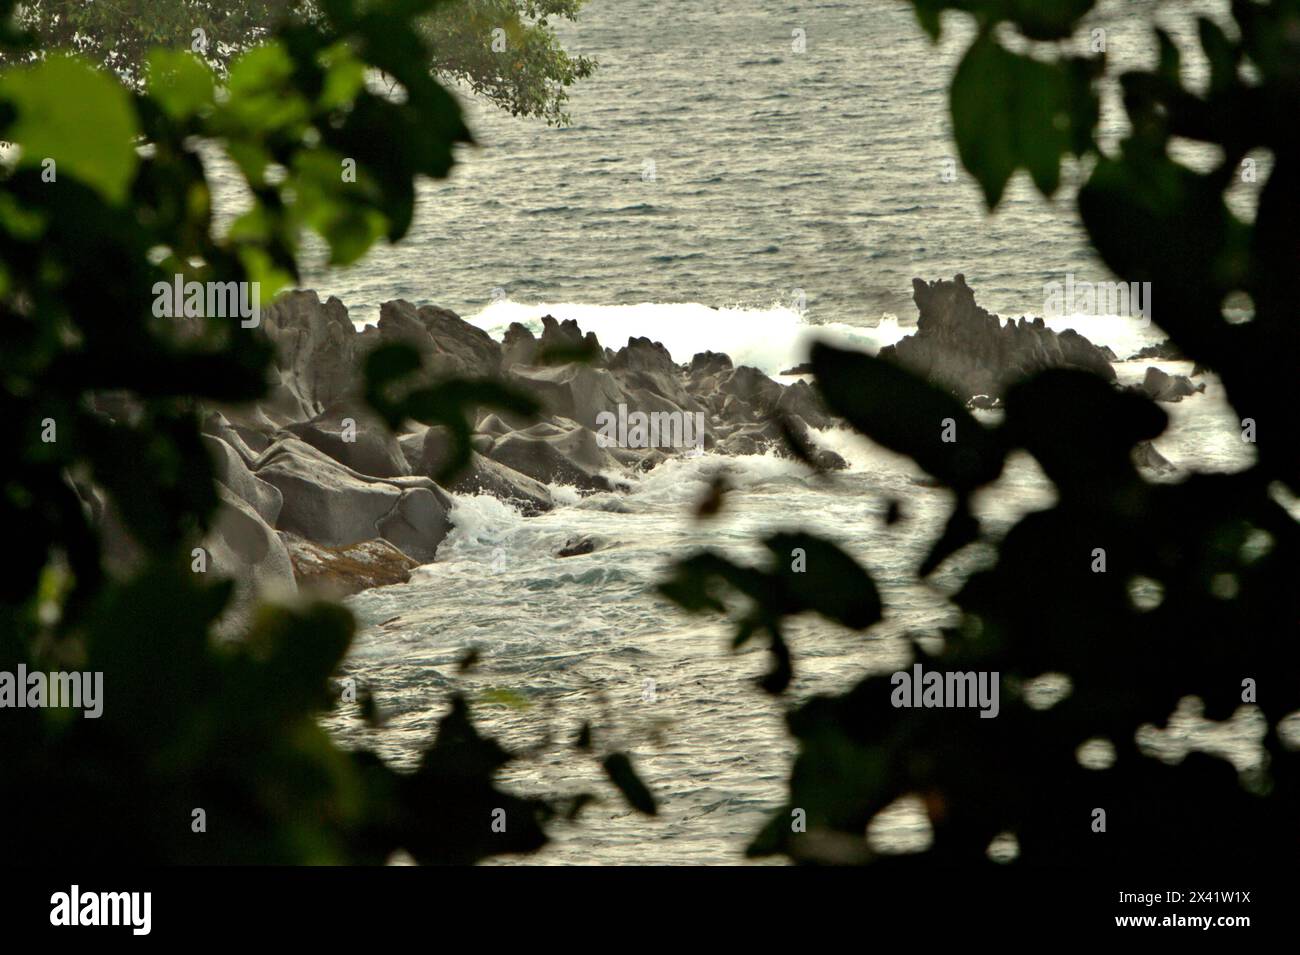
662 0 1300 864
0 0 626 864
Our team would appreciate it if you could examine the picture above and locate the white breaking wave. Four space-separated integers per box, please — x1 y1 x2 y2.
1038 312 1168 361
461 300 1171 377
462 300 895 377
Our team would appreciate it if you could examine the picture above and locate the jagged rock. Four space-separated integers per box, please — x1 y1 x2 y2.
375 300 501 379
878 275 1116 401
690 351 734 376
609 336 700 411
261 290 358 420
718 419 782 456
780 362 814 376
487 427 619 493
1140 366 1206 403
1128 340 1185 361
507 362 629 431
203 433 283 526
775 379 833 430
716 365 784 417
406 425 553 515
556 536 596 557
255 438 450 560
449 453 554 515
501 322 538 369
283 402 410 478
539 314 603 364
279 532 417 597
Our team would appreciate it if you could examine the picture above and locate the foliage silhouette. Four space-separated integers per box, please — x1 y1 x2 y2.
662 0 1299 864
0 0 649 865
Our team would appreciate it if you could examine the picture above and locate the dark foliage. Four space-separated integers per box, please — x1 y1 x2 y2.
663 0 1300 864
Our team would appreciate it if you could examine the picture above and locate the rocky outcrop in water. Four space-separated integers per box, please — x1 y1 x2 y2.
81 275 1173 619
1127 340 1185 362
148 290 847 613
1136 366 1206 403
877 275 1117 402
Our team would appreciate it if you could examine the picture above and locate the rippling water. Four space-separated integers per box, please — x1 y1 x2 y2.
248 0 1265 863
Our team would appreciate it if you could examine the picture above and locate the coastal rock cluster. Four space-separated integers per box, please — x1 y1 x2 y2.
878 275 1118 403
83 275 1194 626
183 291 845 609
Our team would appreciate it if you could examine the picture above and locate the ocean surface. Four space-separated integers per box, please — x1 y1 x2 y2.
220 0 1271 862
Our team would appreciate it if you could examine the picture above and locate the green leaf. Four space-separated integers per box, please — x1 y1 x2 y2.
147 49 215 121
0 56 139 204
1002 0 1096 42
951 34 1098 206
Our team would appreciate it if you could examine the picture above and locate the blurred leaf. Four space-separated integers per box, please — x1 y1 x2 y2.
0 56 139 203
811 343 1004 492
602 752 658 815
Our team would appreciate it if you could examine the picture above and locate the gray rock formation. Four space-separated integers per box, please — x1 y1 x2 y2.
878 275 1117 401
487 426 622 492
1139 366 1206 403
284 403 411 478
254 438 451 559
205 486 297 638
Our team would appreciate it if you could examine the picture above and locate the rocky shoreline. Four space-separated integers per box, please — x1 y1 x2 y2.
85 275 1197 631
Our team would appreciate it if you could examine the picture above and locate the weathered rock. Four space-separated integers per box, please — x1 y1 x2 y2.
716 365 784 417
1140 366 1206 403
283 403 411 478
374 300 501 379
1134 440 1176 474
407 425 553 515
206 486 297 637
539 314 603 365
691 350 733 376
775 379 833 430
487 427 619 492
261 290 358 420
1128 340 1185 361
279 532 418 597
203 433 283 526
878 275 1117 401
507 362 629 431
501 322 538 369
202 410 261 463
376 487 451 564
609 337 701 412
255 438 449 560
